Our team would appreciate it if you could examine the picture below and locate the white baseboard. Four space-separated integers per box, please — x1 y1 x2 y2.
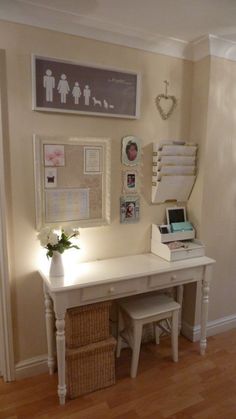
14 314 236 379
182 313 236 342
15 354 48 380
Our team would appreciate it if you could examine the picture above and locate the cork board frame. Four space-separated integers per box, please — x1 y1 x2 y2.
33 135 111 230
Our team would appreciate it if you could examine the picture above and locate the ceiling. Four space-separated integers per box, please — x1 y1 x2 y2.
1 0 236 59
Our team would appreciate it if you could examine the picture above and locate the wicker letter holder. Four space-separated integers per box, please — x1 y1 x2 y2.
65 302 116 399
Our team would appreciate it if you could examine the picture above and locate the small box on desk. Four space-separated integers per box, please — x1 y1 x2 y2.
66 337 116 398
171 221 193 232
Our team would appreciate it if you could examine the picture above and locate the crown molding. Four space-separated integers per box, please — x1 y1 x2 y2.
191 34 236 63
1 1 236 63
209 34 236 62
0 0 192 60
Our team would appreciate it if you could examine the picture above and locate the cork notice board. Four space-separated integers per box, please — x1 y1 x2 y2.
33 135 111 229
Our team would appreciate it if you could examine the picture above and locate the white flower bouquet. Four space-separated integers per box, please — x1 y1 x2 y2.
37 227 80 258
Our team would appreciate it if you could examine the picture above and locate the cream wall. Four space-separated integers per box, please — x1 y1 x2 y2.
201 56 236 320
183 57 211 326
0 20 193 363
186 55 236 329
2 20 236 369
188 57 211 235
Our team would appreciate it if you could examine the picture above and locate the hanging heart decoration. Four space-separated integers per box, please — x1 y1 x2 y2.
155 81 177 120
155 94 177 120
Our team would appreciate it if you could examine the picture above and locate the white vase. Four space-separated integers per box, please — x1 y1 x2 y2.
49 251 64 276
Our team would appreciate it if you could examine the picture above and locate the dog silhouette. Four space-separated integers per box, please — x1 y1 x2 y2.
92 97 102 106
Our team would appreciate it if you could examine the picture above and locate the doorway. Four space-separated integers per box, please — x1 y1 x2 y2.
0 49 14 381
0 211 14 381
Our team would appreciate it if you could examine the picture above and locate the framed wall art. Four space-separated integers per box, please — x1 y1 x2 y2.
33 135 111 229
32 55 141 119
120 196 140 224
121 136 141 166
122 170 139 194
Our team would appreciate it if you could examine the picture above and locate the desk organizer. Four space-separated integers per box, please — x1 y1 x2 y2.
152 224 195 244
151 238 205 261
151 224 204 261
66 337 116 398
152 141 198 203
65 301 111 348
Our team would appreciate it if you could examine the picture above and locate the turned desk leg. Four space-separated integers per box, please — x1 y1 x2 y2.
55 311 66 405
200 265 212 355
176 285 184 334
44 291 56 375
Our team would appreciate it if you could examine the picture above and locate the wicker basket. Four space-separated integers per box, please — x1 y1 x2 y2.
66 336 116 398
65 302 111 348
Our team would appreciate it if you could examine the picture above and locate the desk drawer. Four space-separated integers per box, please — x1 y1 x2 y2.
81 278 143 303
148 267 203 289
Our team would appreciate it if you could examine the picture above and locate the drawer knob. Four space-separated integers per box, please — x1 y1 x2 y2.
108 286 115 293
171 275 177 281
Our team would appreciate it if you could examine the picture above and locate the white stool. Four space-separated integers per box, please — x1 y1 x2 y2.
116 294 180 378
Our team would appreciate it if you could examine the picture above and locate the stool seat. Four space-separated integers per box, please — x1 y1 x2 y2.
119 294 180 320
117 293 180 378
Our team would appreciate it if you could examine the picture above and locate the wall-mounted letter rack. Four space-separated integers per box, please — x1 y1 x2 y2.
152 141 198 203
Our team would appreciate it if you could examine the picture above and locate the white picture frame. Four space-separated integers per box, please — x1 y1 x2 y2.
122 169 139 194
32 55 141 119
120 195 140 224
121 136 141 166
166 206 186 225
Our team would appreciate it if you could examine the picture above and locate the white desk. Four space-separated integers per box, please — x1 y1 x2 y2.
39 253 215 405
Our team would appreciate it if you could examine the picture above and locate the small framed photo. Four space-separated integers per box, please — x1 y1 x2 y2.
44 144 65 167
45 168 57 188
121 136 141 166
166 206 186 225
120 196 140 224
122 170 138 194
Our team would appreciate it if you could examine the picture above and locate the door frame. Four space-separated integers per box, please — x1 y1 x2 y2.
0 49 15 381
